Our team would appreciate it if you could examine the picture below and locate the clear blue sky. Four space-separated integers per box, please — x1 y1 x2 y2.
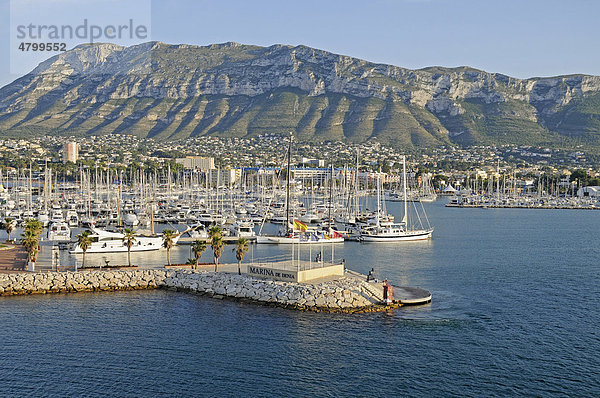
1 0 599 87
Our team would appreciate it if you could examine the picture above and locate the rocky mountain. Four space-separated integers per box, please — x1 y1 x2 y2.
2 41 600 148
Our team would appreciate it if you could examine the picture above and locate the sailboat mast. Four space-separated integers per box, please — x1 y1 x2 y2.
403 155 408 224
285 133 292 233
328 163 333 228
354 149 360 218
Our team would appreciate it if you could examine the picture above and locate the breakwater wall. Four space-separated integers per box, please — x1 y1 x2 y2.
0 269 398 313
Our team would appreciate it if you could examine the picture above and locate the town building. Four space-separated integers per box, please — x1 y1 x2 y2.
577 186 600 198
176 156 215 171
62 142 79 163
208 168 241 186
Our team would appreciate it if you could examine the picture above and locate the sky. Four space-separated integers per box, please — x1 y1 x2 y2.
1 0 600 87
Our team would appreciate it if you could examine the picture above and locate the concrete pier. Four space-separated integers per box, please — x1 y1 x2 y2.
0 245 28 272
393 286 432 305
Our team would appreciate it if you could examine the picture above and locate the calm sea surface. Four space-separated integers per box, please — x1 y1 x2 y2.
1 201 599 396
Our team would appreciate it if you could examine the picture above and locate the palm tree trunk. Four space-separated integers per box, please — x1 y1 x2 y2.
195 258 199 270
214 256 218 272
238 260 241 275
128 249 131 267
167 249 171 266
81 252 85 270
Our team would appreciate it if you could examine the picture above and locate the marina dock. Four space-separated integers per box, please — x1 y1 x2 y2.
446 203 600 210
178 236 257 244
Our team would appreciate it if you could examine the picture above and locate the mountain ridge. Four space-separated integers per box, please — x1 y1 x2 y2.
1 41 600 148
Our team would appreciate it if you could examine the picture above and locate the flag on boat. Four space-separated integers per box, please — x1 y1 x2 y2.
293 219 308 231
332 230 343 238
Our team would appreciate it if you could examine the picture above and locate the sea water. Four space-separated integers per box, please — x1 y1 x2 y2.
1 201 599 396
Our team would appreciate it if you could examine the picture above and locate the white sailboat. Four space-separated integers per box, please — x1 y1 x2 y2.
360 156 433 242
256 220 344 244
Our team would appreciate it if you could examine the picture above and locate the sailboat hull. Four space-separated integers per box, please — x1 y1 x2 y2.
360 229 433 242
256 236 344 244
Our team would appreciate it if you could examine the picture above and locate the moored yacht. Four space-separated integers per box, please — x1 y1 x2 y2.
229 219 256 238
69 228 180 254
66 210 79 227
360 156 434 242
47 221 71 242
360 222 433 242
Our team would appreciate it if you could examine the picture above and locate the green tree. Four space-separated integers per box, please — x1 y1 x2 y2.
76 230 92 270
24 219 43 239
122 228 137 267
162 229 176 266
21 228 39 263
190 240 207 270
209 226 224 272
21 219 44 264
233 238 249 275
570 169 589 186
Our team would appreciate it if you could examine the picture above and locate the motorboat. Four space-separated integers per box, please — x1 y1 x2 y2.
47 221 71 242
66 210 79 227
229 220 256 238
186 224 208 239
37 210 50 227
69 228 180 254
123 213 139 226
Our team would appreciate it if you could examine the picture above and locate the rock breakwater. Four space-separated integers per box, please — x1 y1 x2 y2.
0 269 399 313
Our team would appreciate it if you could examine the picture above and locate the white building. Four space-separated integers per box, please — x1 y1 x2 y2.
577 186 600 198
208 168 241 187
176 156 215 171
62 142 79 163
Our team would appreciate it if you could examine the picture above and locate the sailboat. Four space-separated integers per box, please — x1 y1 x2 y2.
256 218 344 244
360 156 434 242
256 134 344 245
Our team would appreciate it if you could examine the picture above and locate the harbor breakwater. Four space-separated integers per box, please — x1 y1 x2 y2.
0 269 398 313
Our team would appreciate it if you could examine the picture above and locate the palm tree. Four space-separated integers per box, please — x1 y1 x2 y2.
21 219 44 264
76 230 92 270
23 219 43 239
122 228 137 267
233 238 249 275
4 217 14 242
209 226 224 272
162 229 176 266
190 240 207 270
21 228 39 263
